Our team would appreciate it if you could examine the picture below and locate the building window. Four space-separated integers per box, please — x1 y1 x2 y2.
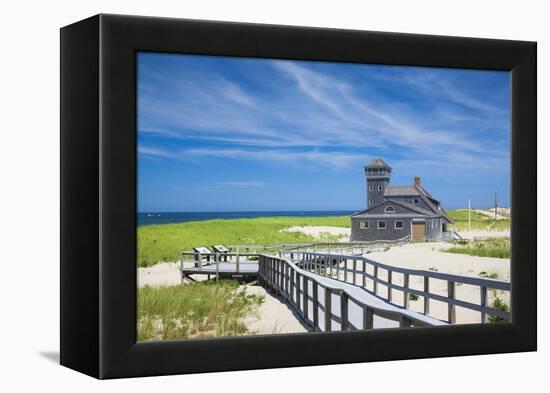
378 221 386 229
413 198 419 205
378 168 383 173
369 200 374 206
435 220 438 228
378 185 383 191
384 206 395 213
368 185 374 191
360 221 369 229
395 221 404 229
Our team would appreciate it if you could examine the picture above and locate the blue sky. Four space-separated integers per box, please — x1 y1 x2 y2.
137 52 510 212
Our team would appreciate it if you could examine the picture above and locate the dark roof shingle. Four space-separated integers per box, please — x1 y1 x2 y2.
364 157 392 169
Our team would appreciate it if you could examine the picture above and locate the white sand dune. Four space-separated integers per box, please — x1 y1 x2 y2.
281 225 351 241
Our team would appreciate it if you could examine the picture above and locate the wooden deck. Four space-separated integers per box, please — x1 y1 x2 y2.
181 262 259 276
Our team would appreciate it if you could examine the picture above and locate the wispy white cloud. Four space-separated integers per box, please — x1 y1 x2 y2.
138 145 366 170
138 58 509 173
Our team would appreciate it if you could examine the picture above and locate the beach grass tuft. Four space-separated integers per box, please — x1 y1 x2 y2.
444 238 510 259
138 280 265 341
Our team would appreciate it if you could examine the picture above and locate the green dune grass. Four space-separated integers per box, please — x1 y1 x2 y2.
447 210 510 232
444 238 510 259
138 280 265 340
137 215 350 267
137 210 510 267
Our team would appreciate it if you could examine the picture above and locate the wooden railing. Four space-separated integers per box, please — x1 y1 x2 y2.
180 251 258 277
279 251 511 323
258 255 444 331
179 237 409 279
226 238 408 255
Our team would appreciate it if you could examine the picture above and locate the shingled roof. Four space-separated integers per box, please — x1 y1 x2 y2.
384 185 420 196
364 157 392 169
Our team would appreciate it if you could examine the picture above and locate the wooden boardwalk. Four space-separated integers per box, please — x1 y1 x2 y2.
179 242 511 329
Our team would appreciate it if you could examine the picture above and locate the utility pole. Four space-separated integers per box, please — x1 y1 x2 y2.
468 198 471 241
494 191 498 222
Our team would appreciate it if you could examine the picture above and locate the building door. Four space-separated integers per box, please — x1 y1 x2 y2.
412 222 426 241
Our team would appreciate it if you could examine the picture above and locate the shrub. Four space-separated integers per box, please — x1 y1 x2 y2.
408 293 419 301
488 297 510 323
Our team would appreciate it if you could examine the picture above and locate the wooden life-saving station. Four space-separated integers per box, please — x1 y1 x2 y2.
180 240 511 330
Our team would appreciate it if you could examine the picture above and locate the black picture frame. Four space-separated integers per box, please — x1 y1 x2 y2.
60 14 536 379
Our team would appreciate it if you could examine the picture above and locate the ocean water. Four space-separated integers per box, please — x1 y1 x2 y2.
137 210 355 226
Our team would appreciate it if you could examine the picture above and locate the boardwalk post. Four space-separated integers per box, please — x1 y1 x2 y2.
373 266 378 294
198 253 203 271
286 264 291 297
236 253 240 274
271 258 276 292
303 276 309 322
448 281 456 324
296 272 301 310
344 258 348 282
424 277 430 315
215 258 219 281
362 305 374 329
290 268 295 303
399 316 412 327
388 270 392 303
312 281 319 330
280 260 285 294
362 260 366 287
325 288 332 332
353 259 357 285
340 291 349 331
403 273 410 308
480 286 488 323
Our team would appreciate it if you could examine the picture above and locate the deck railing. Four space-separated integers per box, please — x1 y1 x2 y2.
279 250 511 324
180 251 259 280
258 255 443 331
226 238 408 255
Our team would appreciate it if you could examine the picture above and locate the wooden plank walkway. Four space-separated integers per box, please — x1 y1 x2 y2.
258 255 446 330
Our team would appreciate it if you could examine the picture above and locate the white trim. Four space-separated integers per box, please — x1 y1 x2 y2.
384 205 395 213
360 221 369 230
369 200 374 206
368 185 374 191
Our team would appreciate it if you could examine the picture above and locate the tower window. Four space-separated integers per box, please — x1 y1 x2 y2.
395 221 404 229
378 185 383 191
378 221 386 229
413 198 420 205
368 185 374 191
369 200 374 206
360 221 369 229
384 206 395 213
378 168 383 173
